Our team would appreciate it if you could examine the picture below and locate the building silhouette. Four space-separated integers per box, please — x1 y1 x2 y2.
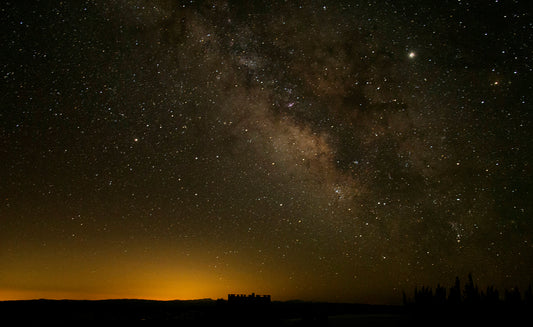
227 293 271 305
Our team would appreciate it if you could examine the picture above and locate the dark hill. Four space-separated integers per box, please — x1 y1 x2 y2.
0 298 402 326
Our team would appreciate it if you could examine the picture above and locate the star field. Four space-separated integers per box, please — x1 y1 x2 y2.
1 0 532 304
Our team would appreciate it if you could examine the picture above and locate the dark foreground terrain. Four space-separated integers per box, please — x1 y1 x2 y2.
0 298 528 326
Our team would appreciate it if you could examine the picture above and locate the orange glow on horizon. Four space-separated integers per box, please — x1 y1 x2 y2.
0 283 228 302
0 255 276 301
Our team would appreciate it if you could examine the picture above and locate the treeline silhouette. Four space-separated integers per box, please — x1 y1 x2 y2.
402 274 532 326
403 273 532 308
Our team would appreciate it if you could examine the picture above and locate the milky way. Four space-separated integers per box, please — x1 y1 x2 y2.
1 1 532 303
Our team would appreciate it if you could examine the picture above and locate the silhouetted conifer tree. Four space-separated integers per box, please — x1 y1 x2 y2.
434 284 447 306
414 286 433 306
524 285 532 305
402 291 409 306
448 276 461 306
505 287 521 305
463 273 480 305
481 285 499 306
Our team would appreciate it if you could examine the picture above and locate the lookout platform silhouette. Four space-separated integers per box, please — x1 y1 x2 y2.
227 293 271 305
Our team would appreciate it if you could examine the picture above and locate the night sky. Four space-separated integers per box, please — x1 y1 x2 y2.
1 0 532 304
